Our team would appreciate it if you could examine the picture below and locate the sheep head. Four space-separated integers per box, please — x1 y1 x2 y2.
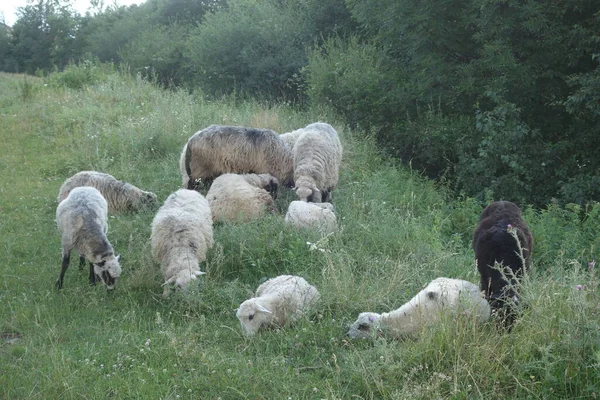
92 254 122 291
162 269 206 297
236 298 274 336
346 312 382 339
295 186 322 203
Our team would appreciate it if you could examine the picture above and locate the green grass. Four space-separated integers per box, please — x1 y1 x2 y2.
1 68 599 399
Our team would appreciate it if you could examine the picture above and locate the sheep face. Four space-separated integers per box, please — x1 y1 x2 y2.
295 186 321 203
92 254 122 290
236 299 273 336
346 312 381 339
142 191 158 207
162 270 206 297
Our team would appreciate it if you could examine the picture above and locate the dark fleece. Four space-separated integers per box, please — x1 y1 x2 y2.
472 201 533 309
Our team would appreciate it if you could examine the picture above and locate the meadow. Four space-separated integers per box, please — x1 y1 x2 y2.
1 66 599 399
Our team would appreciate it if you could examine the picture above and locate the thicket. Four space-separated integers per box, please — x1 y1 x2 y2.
1 0 598 206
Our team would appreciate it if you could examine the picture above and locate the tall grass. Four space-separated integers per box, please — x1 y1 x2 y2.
0 67 599 399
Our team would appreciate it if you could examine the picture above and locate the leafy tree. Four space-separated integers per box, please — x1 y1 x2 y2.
10 0 80 74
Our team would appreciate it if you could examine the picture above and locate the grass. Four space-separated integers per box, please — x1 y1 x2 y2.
0 68 599 399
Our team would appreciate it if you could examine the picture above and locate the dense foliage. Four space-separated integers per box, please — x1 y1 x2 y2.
1 0 598 206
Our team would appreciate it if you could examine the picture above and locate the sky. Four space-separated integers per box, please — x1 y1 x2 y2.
1 0 146 27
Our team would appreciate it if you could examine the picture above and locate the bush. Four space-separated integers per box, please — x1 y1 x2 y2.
184 0 313 100
46 60 111 90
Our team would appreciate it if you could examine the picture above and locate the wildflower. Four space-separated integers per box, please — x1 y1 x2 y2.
589 260 595 272
577 285 583 290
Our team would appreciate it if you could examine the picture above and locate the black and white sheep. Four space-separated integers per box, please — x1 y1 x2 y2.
292 122 343 203
236 275 320 336
346 278 491 339
58 171 157 214
150 189 214 297
284 200 338 235
56 186 122 290
179 125 294 190
206 173 279 223
472 201 533 326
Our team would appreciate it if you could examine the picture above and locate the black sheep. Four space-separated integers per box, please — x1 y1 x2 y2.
473 201 533 327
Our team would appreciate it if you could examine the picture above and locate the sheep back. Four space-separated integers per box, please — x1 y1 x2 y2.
206 173 278 223
58 171 157 213
293 122 342 202
284 201 338 235
151 189 214 295
180 125 294 190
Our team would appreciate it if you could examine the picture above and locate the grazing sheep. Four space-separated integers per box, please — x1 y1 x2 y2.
180 125 294 190
56 186 122 290
473 201 533 327
284 200 338 235
58 171 157 214
236 275 320 336
206 173 279 223
151 189 214 297
346 278 491 339
293 122 343 203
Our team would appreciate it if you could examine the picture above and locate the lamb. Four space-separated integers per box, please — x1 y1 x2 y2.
284 200 338 235
150 189 214 297
293 122 343 203
58 171 157 214
346 278 491 339
56 186 122 290
179 124 294 190
472 200 533 327
236 275 320 336
206 173 279 223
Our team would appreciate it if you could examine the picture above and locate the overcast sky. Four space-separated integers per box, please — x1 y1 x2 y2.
1 0 146 27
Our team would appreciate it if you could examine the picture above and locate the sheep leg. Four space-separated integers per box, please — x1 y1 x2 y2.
56 252 70 289
78 256 86 270
89 262 97 286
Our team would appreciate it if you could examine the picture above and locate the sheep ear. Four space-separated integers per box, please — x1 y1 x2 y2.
194 270 206 276
256 304 272 314
115 254 121 261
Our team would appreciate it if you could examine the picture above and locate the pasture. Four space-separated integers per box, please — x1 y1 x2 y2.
0 68 599 399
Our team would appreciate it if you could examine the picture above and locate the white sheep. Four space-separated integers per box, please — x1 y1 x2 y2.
206 173 279 223
150 189 214 297
56 186 122 290
284 200 338 235
58 171 157 214
347 278 491 339
293 122 343 203
236 275 320 336
180 125 294 190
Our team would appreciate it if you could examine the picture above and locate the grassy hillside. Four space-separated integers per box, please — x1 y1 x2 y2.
1 67 599 399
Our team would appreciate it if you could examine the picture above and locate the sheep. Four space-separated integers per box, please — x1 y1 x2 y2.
58 171 157 214
150 189 214 297
292 122 343 203
56 186 122 290
472 200 533 328
346 278 491 339
284 200 338 235
236 275 320 336
206 173 279 223
179 124 294 190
